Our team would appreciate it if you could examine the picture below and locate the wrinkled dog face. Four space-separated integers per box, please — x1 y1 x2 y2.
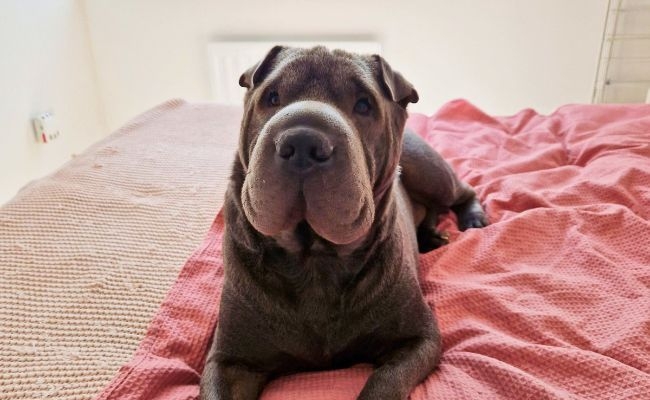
238 46 418 246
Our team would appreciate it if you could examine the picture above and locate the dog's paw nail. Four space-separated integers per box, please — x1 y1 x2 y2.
417 229 449 253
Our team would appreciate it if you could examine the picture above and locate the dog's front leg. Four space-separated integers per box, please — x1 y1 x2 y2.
357 337 441 400
200 358 268 400
200 360 267 400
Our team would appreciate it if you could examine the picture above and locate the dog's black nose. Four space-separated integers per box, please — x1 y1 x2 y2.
276 130 333 172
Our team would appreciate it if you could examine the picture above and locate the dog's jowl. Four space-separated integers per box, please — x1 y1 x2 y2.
200 46 488 400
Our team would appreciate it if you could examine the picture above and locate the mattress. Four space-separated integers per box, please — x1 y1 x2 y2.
2 99 649 400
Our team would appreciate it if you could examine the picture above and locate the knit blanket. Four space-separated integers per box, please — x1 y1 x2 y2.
95 100 650 399
0 100 241 400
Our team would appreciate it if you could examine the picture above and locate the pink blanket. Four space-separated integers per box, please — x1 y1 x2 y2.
96 100 650 399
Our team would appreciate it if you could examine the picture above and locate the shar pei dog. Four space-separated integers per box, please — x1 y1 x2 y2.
201 46 487 400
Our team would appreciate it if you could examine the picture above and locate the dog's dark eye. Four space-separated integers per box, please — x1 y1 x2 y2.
354 98 371 115
268 91 280 107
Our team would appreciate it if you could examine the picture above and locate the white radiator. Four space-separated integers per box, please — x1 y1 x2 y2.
207 40 381 105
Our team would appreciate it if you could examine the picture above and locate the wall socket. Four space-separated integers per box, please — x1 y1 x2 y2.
32 112 60 144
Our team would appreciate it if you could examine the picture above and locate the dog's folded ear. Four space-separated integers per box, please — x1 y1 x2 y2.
372 55 419 108
239 45 286 89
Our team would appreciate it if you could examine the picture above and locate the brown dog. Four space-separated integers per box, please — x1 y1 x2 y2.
200 46 487 400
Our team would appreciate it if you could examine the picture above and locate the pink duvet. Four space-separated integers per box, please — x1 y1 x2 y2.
96 100 650 400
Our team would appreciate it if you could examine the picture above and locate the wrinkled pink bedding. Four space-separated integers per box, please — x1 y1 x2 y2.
96 100 650 400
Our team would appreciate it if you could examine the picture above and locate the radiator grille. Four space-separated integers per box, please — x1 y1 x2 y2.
593 0 650 103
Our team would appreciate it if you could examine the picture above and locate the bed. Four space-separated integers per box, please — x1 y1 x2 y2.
1 99 648 399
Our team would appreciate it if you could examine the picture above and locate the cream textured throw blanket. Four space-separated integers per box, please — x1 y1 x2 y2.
0 100 240 400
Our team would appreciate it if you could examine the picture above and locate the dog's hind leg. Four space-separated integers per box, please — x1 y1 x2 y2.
400 130 488 253
449 183 489 231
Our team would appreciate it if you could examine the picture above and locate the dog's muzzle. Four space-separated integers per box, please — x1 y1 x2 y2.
242 100 373 244
275 128 334 173
264 100 352 174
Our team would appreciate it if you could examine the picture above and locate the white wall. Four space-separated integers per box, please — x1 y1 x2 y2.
0 0 610 204
0 1 106 205
84 0 608 131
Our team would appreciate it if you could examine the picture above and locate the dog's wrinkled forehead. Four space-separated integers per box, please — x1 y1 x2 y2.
243 47 374 104
240 46 419 108
276 51 374 101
